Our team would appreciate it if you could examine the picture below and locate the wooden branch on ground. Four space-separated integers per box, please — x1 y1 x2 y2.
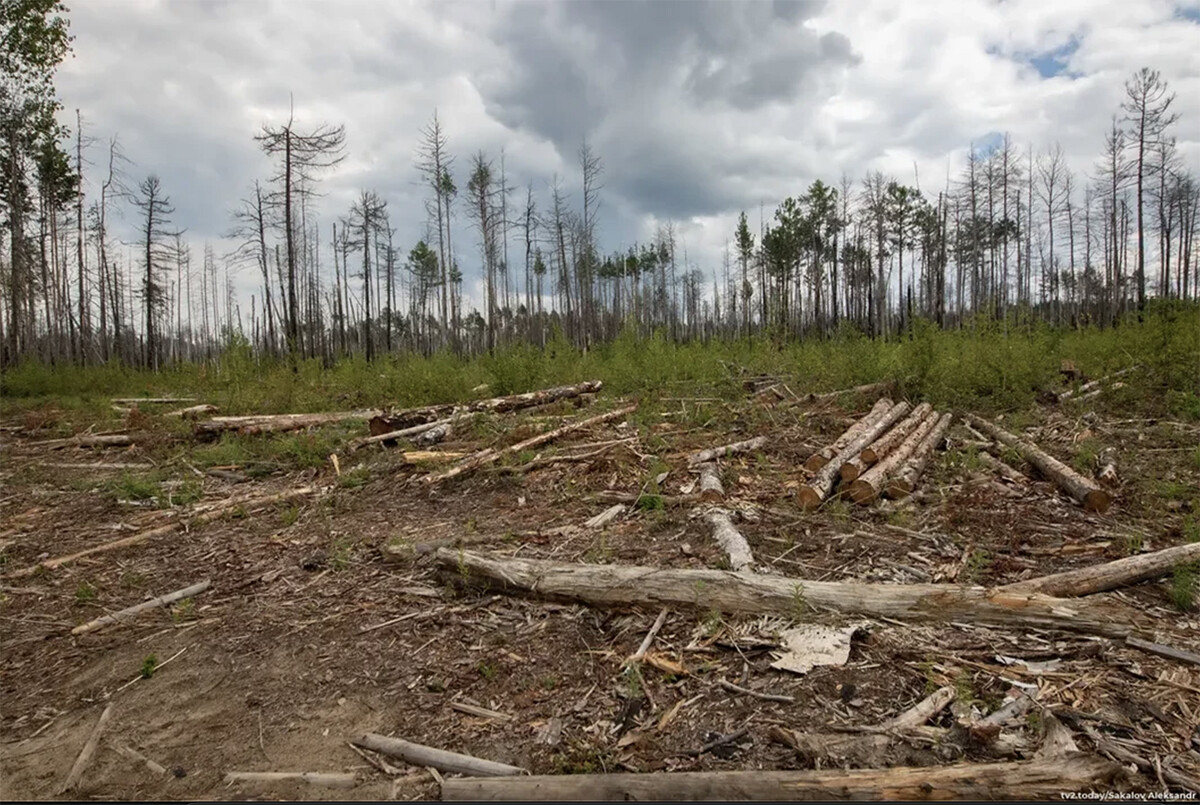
224 771 358 789
1058 366 1139 402
34 434 132 450
1096 446 1118 486
398 450 467 464
884 685 956 730
686 436 767 467
370 381 603 432
112 397 195 405
697 463 724 502
1000 541 1200 597
797 381 895 405
804 398 893 471
847 409 940 504
590 490 699 508
350 733 525 777
163 404 218 419
450 702 512 721
111 743 167 775
718 679 794 703
413 420 453 446
10 486 318 578
884 413 954 500
705 509 754 572
59 703 114 794
627 607 669 664
197 411 378 437
422 405 636 485
351 418 454 451
978 451 1027 483
491 439 633 476
585 504 625 530
440 754 1122 801
1124 635 1200 668
71 580 211 635
799 401 912 509
434 550 1145 637
840 403 934 482
964 414 1112 513
1076 721 1200 793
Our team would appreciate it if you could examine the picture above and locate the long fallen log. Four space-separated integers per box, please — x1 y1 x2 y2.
351 733 524 777
34 434 133 450
847 409 940 504
1057 365 1139 402
884 413 954 500
798 380 895 404
112 397 195 405
705 509 754 571
59 703 115 794
163 403 219 419
1001 541 1200 597
978 451 1027 484
196 411 379 437
697 463 724 502
435 550 1145 637
422 405 636 485
964 414 1112 513
71 580 211 635
350 417 454 451
440 754 1122 801
804 398 893 471
798 401 912 509
371 380 603 432
10 487 318 578
224 771 358 789
840 403 934 482
687 436 767 468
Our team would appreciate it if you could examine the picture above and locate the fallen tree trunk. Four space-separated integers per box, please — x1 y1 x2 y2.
414 420 453 446
370 381 603 432
197 411 378 437
441 754 1121 801
1096 446 1118 487
1058 366 1139 402
435 550 1144 637
883 413 954 500
841 403 934 482
687 436 767 467
963 414 1112 513
804 398 893 471
112 397 195 405
71 580 211 635
35 434 133 450
163 404 218 419
799 401 912 509
422 405 636 485
697 463 724 502
799 380 895 404
1001 541 1200 597
847 409 940 504
10 487 318 578
350 417 453 451
979 451 1027 484
705 509 753 571
351 733 524 777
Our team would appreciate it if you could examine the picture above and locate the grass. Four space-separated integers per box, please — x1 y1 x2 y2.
139 654 159 679
1171 563 1198 612
75 582 98 603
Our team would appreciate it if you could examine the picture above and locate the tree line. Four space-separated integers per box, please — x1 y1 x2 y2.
2 3 1196 370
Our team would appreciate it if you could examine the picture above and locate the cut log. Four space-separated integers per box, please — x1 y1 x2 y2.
687 436 767 467
798 380 895 404
434 550 1145 637
884 413 954 500
163 403 219 419
422 405 636 485
11 486 318 578
197 410 378 437
1058 365 1139 402
1096 446 1118 487
413 420 453 446
978 451 1027 484
840 403 934 482
1000 541 1200 597
35 434 133 450
71 580 211 635
400 450 467 463
697 463 724 502
804 398 893 471
964 414 1112 513
371 381 603 432
224 771 358 789
798 401 912 509
351 733 524 777
847 409 940 504
440 754 1121 801
584 504 626 529
705 509 753 571
59 703 115 794
351 417 454 450
883 685 956 730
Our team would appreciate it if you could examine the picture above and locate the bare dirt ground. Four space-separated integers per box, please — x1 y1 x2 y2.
1 388 1198 801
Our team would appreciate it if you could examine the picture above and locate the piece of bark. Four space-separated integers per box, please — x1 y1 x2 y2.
224 771 358 789
697 463 724 502
705 509 754 572
422 405 636 485
164 403 219 419
371 381 604 432
351 417 454 450
111 743 167 775
197 411 379 437
979 451 1027 483
686 436 767 468
351 733 524 777
1035 713 1079 759
434 550 1144 637
1096 447 1118 487
441 754 1121 801
964 414 1112 513
1124 636 1200 668
450 702 512 721
799 401 912 509
35 434 133 450
883 685 956 730
59 703 115 794
848 409 940 504
804 398 893 471
11 487 318 578
585 504 626 529
885 413 955 500
1000 541 1200 597
71 580 211 635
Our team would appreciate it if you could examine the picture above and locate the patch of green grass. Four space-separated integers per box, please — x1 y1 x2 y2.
620 663 644 699
635 494 664 512
963 549 992 584
108 473 162 503
338 466 371 489
1170 563 1198 612
75 582 98 603
120 570 148 589
551 741 613 775
477 660 499 681
1072 438 1101 475
540 674 559 690
329 540 352 571
1120 530 1145 556
1183 517 1200 544
583 535 614 564
140 654 159 679
171 597 196 623
825 498 852 526
279 505 301 527
790 583 810 621
169 479 204 506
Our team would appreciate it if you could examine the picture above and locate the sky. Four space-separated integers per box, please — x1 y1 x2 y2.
55 0 1200 315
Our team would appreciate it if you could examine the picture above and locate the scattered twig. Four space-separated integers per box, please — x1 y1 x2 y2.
59 703 115 794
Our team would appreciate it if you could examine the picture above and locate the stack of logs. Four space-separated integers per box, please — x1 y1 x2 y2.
798 398 953 509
